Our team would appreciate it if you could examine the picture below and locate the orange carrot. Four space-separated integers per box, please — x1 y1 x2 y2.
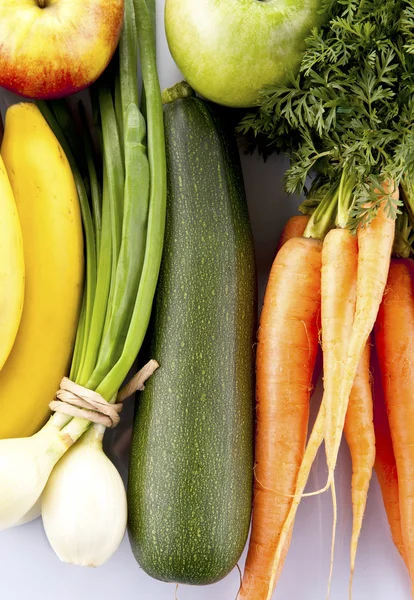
238 236 322 600
343 340 375 589
277 213 314 579
326 192 396 484
266 226 358 589
372 344 407 565
278 214 321 393
265 191 395 596
276 215 310 252
322 228 358 479
276 213 313 579
317 226 359 595
266 384 327 599
374 258 414 586
320 229 375 594
252 226 358 599
319 194 394 596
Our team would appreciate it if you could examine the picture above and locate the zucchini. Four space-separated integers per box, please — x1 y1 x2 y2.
128 83 256 585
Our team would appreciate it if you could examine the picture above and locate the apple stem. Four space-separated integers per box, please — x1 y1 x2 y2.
162 81 195 104
37 0 46 7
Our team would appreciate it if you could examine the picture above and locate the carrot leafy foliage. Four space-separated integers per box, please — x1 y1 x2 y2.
239 0 414 227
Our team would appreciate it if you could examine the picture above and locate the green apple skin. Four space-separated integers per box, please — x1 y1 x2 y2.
165 0 323 108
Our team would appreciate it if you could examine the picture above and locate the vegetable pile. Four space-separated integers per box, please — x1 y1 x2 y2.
0 0 414 597
236 0 414 597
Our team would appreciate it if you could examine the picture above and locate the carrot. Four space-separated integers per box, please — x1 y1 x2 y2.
278 214 322 392
277 215 322 389
238 236 322 600
276 215 310 252
318 191 394 596
265 191 395 596
326 190 396 484
276 213 313 579
262 225 358 598
343 340 375 591
322 228 358 480
374 258 414 586
321 229 375 595
264 390 327 598
281 219 370 596
276 212 313 578
317 226 359 595
277 214 323 390
372 344 407 565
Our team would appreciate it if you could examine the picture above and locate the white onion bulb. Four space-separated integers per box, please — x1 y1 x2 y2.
42 425 127 567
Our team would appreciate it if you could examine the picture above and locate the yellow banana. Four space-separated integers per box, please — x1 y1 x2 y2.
0 102 84 439
0 154 24 371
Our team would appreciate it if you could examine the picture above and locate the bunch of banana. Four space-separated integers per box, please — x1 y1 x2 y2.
0 103 84 439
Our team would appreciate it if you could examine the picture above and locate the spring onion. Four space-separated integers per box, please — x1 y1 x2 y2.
0 0 166 567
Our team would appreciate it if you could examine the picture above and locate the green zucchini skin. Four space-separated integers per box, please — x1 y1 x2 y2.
128 95 256 585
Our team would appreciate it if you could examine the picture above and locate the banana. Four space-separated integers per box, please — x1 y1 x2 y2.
0 154 24 371
0 103 84 439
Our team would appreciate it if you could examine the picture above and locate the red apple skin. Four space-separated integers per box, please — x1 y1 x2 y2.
0 0 124 99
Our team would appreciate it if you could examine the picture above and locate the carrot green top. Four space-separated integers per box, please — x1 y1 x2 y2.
239 0 414 229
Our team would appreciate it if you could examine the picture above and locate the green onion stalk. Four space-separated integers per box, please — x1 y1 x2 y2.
0 0 166 567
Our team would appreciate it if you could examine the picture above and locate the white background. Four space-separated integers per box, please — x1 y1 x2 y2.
0 1 410 598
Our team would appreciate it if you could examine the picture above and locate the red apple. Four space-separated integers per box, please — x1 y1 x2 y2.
0 0 124 99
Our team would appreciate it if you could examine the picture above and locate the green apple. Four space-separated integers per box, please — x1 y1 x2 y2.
165 0 323 108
